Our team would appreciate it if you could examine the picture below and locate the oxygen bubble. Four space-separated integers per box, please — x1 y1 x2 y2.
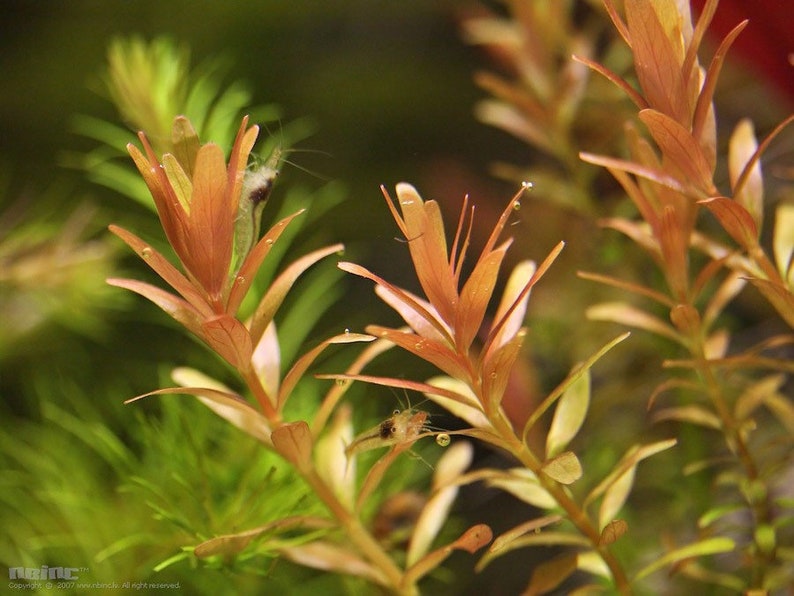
521 181 534 190
265 238 274 245
512 200 521 211
141 247 153 258
344 328 350 334
436 433 451 447
236 275 246 284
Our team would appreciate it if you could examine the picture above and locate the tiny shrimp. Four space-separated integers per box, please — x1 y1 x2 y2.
345 409 428 458
345 408 451 459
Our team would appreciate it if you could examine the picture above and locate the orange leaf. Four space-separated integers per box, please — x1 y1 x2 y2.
271 421 313 473
201 314 253 370
639 109 714 192
699 196 759 248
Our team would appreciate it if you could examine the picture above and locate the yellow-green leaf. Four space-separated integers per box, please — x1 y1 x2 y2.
546 369 590 458
542 451 583 485
634 537 735 581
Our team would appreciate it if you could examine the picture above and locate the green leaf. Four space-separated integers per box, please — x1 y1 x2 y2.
634 537 735 581
599 466 634 530
546 369 590 458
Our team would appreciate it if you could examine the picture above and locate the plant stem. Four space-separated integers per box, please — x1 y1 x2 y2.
489 409 632 594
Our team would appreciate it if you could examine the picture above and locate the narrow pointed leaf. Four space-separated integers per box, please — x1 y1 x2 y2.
124 386 271 444
404 524 492 586
700 196 759 248
634 537 735 581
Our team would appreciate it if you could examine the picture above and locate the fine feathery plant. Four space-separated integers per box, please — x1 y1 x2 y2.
31 1 790 594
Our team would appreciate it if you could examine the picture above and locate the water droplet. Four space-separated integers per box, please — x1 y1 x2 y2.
141 247 153 258
436 433 451 447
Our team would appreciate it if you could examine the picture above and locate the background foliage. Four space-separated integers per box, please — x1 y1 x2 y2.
1 1 792 594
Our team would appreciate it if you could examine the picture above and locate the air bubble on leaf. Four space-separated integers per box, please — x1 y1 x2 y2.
436 433 451 447
512 200 521 211
265 239 274 246
344 328 350 334
236 275 246 285
141 247 153 258
521 181 533 190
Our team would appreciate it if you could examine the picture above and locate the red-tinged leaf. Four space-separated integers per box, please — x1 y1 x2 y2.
659 206 689 299
602 0 630 47
625 0 689 123
546 370 590 458
224 118 259 220
488 515 564 556
395 184 458 324
271 421 313 473
365 325 472 383
280 541 387 586
194 516 329 557
747 278 794 330
652 405 721 430
700 197 759 248
124 385 271 444
599 519 628 546
249 243 344 345
189 142 233 298
578 271 674 307
692 20 748 143
587 301 683 344
107 277 206 338
403 524 492 586
572 54 646 110
639 109 714 192
201 314 253 370
374 284 449 344
483 241 564 362
542 451 582 485
340 261 454 345
669 304 701 335
277 332 374 411
227 209 305 314
580 152 693 197
457 245 508 351
524 553 578 596
108 225 213 317
482 328 526 413
634 537 735 581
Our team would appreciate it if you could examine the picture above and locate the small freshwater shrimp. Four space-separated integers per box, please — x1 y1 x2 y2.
345 409 430 458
